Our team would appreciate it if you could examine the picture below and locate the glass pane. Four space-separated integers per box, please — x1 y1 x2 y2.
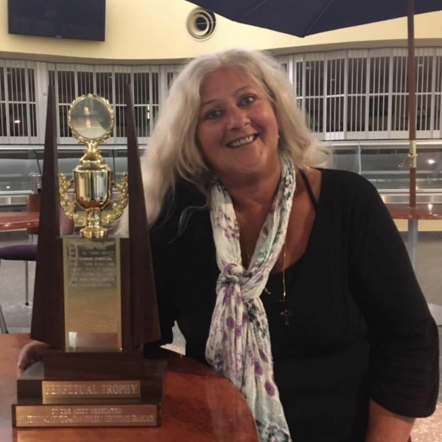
296 62 303 97
0 150 39 192
305 98 323 133
0 103 6 137
416 56 432 93
115 73 131 105
134 72 148 105
96 72 113 104
30 104 37 137
392 57 407 93
436 57 442 93
7 68 26 102
115 105 127 137
434 94 441 131
361 147 410 190
0 67 4 102
417 94 431 131
9 103 28 136
49 70 55 87
326 97 344 133
327 59 344 95
346 96 366 132
58 149 83 177
135 105 148 137
28 69 36 102
361 146 442 191
78 71 94 96
348 58 367 95
57 71 76 104
152 72 159 105
370 57 389 94
59 105 72 138
392 95 408 131
368 96 389 131
305 60 324 96
332 147 359 173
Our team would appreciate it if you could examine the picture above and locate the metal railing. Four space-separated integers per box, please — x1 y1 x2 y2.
1 141 442 208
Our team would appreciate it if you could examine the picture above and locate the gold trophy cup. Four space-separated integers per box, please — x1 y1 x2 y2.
59 94 128 239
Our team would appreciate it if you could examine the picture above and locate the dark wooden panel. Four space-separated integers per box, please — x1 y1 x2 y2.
125 84 160 346
31 85 65 349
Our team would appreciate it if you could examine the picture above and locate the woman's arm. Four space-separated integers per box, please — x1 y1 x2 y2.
365 400 414 442
347 173 439 431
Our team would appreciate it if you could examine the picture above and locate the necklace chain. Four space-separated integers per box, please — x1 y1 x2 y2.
244 240 292 326
239 220 292 326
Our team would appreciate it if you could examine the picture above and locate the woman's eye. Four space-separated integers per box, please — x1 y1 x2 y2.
204 109 222 120
240 95 256 106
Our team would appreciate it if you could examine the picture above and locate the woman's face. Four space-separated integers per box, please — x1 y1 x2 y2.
196 67 280 185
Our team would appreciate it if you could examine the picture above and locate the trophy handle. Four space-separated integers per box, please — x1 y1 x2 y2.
58 173 86 227
102 173 129 226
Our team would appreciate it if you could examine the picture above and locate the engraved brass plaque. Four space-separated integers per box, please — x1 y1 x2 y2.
15 404 158 427
42 380 141 403
63 238 122 351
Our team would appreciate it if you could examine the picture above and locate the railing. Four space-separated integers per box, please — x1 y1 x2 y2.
1 141 441 208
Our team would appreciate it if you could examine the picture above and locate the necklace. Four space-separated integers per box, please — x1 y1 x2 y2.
279 242 293 326
245 241 292 326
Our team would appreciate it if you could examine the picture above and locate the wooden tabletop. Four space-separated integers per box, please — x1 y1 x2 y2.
0 335 258 442
0 213 40 231
386 204 442 220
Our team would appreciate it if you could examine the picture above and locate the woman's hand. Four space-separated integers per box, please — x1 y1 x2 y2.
17 340 49 377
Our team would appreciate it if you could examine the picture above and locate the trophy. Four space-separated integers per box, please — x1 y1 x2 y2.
12 87 164 428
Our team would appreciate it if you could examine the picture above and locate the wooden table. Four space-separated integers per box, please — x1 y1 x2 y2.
0 213 39 232
386 204 442 269
0 335 258 442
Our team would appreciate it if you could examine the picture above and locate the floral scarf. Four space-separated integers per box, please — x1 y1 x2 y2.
206 157 296 442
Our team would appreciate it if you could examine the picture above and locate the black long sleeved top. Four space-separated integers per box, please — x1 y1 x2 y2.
147 168 439 442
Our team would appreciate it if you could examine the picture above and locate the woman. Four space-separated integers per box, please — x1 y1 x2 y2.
19 49 439 442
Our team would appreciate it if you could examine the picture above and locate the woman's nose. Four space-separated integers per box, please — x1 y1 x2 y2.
226 106 249 130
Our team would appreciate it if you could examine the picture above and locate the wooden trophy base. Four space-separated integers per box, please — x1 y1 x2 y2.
12 351 167 428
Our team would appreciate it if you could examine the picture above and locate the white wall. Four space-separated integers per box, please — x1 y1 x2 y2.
0 0 442 63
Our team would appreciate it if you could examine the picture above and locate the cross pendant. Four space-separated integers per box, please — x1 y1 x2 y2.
280 309 293 326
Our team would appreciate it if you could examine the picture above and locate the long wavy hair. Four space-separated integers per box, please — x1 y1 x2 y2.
118 48 330 234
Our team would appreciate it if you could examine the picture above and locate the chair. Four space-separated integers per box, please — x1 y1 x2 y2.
0 194 41 307
0 195 74 333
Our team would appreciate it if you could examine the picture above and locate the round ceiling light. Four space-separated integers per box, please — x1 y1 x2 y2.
187 8 216 41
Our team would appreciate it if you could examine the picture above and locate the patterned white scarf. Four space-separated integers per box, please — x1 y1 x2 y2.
206 157 296 442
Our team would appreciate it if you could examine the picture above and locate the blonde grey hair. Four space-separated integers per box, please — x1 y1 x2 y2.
118 48 330 234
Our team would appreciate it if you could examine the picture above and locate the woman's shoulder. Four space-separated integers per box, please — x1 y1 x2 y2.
151 180 208 240
320 168 378 200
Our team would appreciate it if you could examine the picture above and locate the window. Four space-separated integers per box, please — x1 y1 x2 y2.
0 60 37 142
278 48 442 140
47 65 161 142
347 57 367 133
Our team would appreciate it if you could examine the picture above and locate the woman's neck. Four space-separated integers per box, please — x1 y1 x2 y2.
221 168 281 217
